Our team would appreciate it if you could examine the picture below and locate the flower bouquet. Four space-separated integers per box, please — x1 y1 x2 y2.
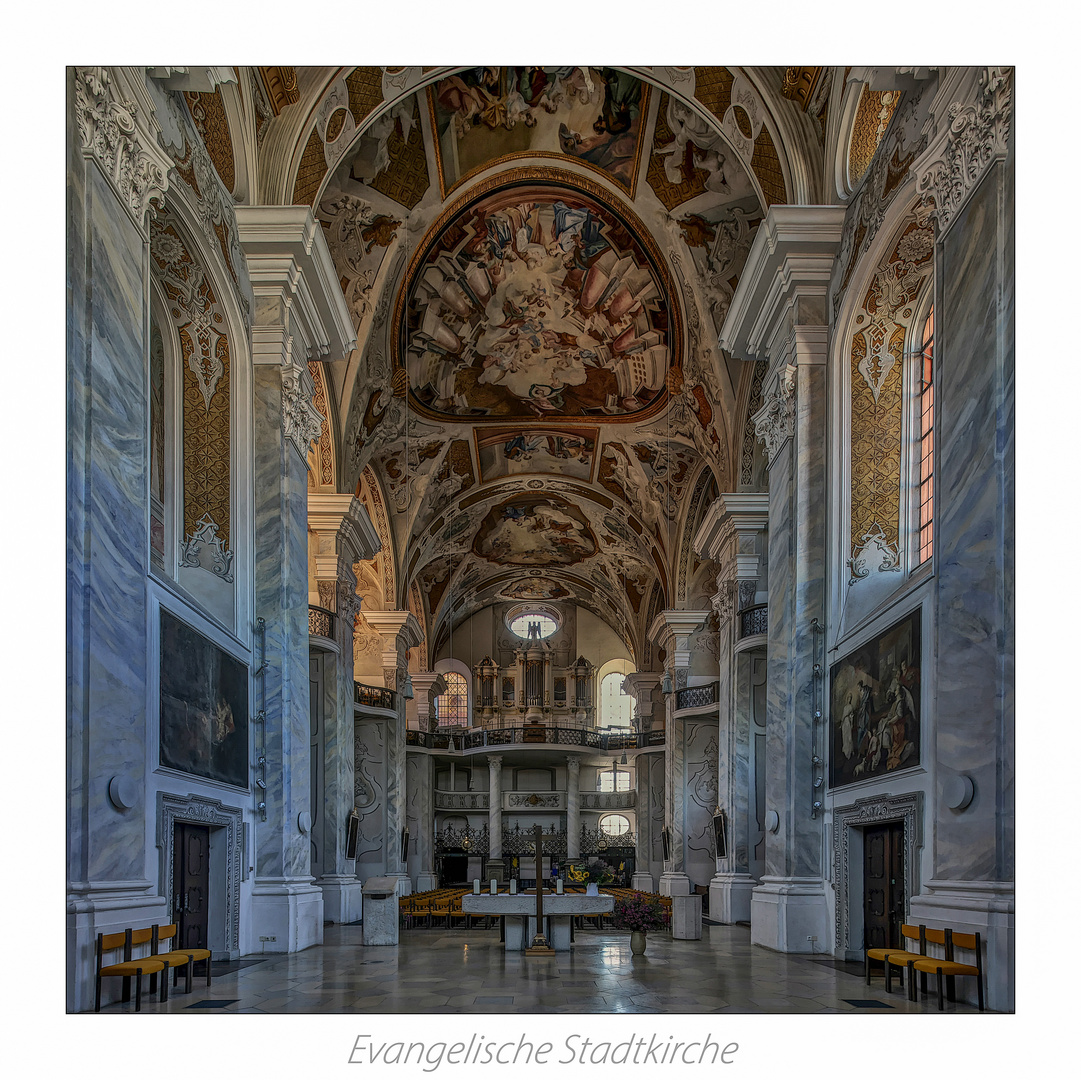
613 891 670 934
567 862 614 885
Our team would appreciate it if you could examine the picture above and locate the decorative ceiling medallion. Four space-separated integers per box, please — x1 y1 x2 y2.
395 167 680 426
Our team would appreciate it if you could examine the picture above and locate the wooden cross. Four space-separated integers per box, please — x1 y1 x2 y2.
525 824 554 955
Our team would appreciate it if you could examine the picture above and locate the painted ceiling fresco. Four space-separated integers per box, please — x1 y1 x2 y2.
303 66 794 665
399 180 674 421
476 427 597 483
430 68 648 195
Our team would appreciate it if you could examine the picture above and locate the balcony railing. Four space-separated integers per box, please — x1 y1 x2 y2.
580 791 636 811
354 681 397 711
308 604 336 639
405 727 665 752
739 603 768 639
675 681 718 711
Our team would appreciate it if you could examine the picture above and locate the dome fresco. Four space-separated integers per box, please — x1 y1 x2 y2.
399 179 675 421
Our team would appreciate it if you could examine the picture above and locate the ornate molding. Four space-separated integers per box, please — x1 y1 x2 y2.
848 521 901 586
833 792 923 953
74 67 170 228
752 363 796 464
281 361 324 456
156 792 243 955
180 513 235 582
918 68 1012 234
711 576 737 622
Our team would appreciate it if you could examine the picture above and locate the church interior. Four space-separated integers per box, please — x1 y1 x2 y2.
64 60 1015 1031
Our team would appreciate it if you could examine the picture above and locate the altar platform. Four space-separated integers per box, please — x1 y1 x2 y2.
462 890 615 951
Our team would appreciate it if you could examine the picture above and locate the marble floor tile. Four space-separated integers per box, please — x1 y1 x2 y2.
118 922 983 1016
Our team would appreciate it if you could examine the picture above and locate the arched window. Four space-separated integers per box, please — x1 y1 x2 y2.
436 671 468 727
599 670 632 728
599 813 631 836
916 305 935 565
598 768 632 793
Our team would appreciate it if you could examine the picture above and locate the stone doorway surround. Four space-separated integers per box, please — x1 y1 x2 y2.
832 792 923 957
157 792 244 957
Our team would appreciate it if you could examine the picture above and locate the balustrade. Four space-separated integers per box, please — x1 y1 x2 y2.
738 603 768 639
308 604 336 639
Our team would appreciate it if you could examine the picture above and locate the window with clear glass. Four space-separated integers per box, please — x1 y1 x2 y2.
599 671 632 728
509 612 558 640
917 306 935 565
598 769 631 792
436 671 468 727
599 813 631 836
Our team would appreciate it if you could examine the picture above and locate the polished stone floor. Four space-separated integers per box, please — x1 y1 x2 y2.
102 921 981 1014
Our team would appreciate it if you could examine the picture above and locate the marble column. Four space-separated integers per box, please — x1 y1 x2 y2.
488 755 504 860
908 68 1014 1012
694 493 769 923
720 205 844 952
648 610 709 896
238 205 356 950
66 67 173 1012
307 494 380 925
632 762 655 892
566 757 581 859
364 610 424 895
408 753 438 892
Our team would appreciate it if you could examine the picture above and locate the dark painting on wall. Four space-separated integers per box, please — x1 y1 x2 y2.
829 608 921 790
160 609 249 788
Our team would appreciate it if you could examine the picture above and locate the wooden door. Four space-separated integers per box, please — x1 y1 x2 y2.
863 821 904 950
173 822 211 954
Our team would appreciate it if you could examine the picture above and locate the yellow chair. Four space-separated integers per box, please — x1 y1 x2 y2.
913 930 985 1011
865 923 924 996
149 923 213 995
95 928 169 1012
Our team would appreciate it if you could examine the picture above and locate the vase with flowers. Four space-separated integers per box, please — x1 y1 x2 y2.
568 862 614 894
613 891 670 955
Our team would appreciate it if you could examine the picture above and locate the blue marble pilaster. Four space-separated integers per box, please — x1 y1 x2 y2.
929 158 1014 884
67 144 154 891
749 349 831 952
252 365 315 884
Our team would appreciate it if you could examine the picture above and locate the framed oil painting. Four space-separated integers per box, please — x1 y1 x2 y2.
159 609 249 788
829 608 921 790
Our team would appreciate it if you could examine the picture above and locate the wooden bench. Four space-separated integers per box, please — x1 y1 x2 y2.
148 924 213 995
94 928 169 1012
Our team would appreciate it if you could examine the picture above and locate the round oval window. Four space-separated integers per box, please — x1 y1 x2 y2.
599 813 631 836
509 612 558 640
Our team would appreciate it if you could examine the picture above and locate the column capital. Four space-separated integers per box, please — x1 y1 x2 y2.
410 672 448 729
565 756 580 773
649 610 710 670
719 204 845 367
236 204 356 364
363 610 424 650
693 492 770 566
73 67 172 236
308 493 381 565
487 755 503 769
915 67 1012 237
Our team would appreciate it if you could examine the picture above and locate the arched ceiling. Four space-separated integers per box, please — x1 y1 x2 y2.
296 66 810 666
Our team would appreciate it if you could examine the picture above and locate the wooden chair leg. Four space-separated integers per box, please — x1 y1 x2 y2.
936 967 945 1011
977 974 985 1012
205 954 212 987
121 975 132 1003
134 970 143 1012
907 962 917 1002
885 961 893 994
864 955 871 985
185 958 194 995
160 963 169 1003
95 976 102 1013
